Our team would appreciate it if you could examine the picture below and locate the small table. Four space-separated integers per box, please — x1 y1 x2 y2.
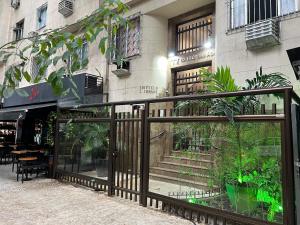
9 145 19 150
11 150 28 155
19 157 38 161
27 150 45 153
18 157 38 182
11 151 28 172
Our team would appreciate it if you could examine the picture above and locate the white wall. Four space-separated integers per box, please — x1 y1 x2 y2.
108 15 169 102
215 0 300 93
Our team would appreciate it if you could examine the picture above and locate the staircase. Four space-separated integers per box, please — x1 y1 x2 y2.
149 151 215 191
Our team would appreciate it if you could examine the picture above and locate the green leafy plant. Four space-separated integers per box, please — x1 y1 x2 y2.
0 0 128 98
64 121 109 159
176 66 289 222
46 111 57 147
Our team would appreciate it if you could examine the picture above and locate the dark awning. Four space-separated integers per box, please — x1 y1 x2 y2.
0 102 57 121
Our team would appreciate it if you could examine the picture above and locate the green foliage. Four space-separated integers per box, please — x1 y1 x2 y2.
201 66 239 93
64 120 109 159
244 67 291 90
46 111 57 147
0 0 129 98
212 123 283 222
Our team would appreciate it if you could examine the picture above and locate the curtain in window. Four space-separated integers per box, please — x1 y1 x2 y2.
281 0 296 15
38 6 47 28
231 0 246 28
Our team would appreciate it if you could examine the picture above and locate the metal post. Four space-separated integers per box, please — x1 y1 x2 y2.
108 104 116 196
140 102 150 207
53 106 61 178
282 89 296 225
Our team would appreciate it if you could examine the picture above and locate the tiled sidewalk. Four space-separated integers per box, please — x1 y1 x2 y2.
0 165 193 225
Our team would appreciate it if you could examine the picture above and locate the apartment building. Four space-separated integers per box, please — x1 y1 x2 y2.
1 0 300 103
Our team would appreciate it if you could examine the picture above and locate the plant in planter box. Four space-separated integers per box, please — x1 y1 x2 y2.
196 67 289 218
250 158 283 222
219 144 261 214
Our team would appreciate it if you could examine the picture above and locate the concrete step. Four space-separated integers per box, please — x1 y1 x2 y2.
150 167 211 183
157 161 210 175
163 156 213 168
171 151 213 161
149 173 210 191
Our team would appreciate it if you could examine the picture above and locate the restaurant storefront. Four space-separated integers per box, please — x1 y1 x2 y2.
0 73 104 177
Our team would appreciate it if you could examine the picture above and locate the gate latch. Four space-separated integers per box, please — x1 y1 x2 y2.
112 151 118 158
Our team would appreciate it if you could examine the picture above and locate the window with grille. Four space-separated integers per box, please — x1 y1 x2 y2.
114 16 141 59
14 19 24 41
37 3 48 29
174 66 212 96
67 39 88 70
31 56 48 81
31 57 41 80
176 15 213 55
229 0 297 29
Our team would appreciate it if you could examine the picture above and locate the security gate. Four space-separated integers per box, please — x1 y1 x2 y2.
112 108 143 201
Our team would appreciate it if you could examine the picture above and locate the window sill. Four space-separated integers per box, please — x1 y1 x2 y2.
226 10 300 35
110 54 141 65
36 25 46 31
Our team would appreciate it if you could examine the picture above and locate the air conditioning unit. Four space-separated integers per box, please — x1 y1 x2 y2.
58 0 74 17
11 0 20 9
246 19 280 50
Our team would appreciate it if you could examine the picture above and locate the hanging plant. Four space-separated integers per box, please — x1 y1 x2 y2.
46 111 57 147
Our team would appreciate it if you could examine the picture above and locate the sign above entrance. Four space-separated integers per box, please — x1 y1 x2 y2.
169 50 215 69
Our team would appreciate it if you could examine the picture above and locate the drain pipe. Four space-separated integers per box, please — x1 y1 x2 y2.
104 17 112 103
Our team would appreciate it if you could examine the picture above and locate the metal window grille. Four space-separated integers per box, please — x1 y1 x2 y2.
14 20 24 41
58 0 74 17
176 15 213 55
31 57 40 79
174 66 212 96
229 0 297 29
114 17 141 59
67 39 88 69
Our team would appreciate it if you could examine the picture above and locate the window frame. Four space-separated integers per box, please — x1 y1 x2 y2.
229 0 298 30
14 19 24 41
37 3 48 30
67 38 89 71
113 15 141 61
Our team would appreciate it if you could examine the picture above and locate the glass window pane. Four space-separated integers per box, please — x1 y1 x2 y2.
149 122 283 224
57 122 110 180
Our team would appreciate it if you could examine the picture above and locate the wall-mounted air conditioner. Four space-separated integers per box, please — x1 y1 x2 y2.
11 0 20 9
58 0 74 17
246 19 280 50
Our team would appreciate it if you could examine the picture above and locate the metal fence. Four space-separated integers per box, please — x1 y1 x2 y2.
54 87 299 225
